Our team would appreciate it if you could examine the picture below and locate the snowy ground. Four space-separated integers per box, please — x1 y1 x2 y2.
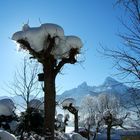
94 133 121 140
65 127 140 140
0 128 140 140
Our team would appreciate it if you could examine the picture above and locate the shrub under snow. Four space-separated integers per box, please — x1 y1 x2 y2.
0 99 15 116
0 130 17 140
70 133 87 140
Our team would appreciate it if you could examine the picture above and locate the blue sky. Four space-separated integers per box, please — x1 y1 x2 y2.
0 0 125 95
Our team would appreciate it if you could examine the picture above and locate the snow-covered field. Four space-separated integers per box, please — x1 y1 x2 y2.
65 127 140 140
0 126 140 140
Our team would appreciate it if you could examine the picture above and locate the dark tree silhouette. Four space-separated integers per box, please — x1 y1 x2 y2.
7 57 41 110
62 98 79 133
13 30 82 140
102 0 140 120
6 57 41 133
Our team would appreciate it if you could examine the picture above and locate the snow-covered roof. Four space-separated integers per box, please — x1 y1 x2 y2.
12 23 83 59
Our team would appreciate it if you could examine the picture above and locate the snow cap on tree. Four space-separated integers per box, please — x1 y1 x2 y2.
62 98 76 108
12 23 83 59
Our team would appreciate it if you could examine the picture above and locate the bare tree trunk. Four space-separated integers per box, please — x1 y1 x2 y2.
87 124 90 140
92 127 98 140
107 125 111 140
74 111 79 133
43 59 56 140
93 120 101 140
26 97 30 132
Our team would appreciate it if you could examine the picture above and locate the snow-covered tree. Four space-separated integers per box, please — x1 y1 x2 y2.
16 99 44 135
18 107 44 135
7 57 41 110
80 93 129 140
55 113 69 133
12 23 83 139
102 0 140 124
80 95 97 140
0 98 18 133
62 98 79 132
6 57 42 133
95 93 129 140
80 95 97 124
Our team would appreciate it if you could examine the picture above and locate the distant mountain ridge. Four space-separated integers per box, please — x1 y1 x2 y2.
0 77 133 106
57 77 130 105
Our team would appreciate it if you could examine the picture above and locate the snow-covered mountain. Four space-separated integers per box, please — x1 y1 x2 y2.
94 77 129 95
0 77 132 107
57 82 96 105
57 77 130 105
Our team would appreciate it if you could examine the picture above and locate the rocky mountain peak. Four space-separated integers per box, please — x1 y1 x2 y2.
103 76 120 87
77 81 88 89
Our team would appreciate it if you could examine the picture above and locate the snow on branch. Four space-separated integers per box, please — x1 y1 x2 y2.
62 98 79 115
62 98 76 108
12 23 83 61
12 23 64 52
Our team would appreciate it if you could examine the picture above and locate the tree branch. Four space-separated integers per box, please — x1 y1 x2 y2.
54 48 79 75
